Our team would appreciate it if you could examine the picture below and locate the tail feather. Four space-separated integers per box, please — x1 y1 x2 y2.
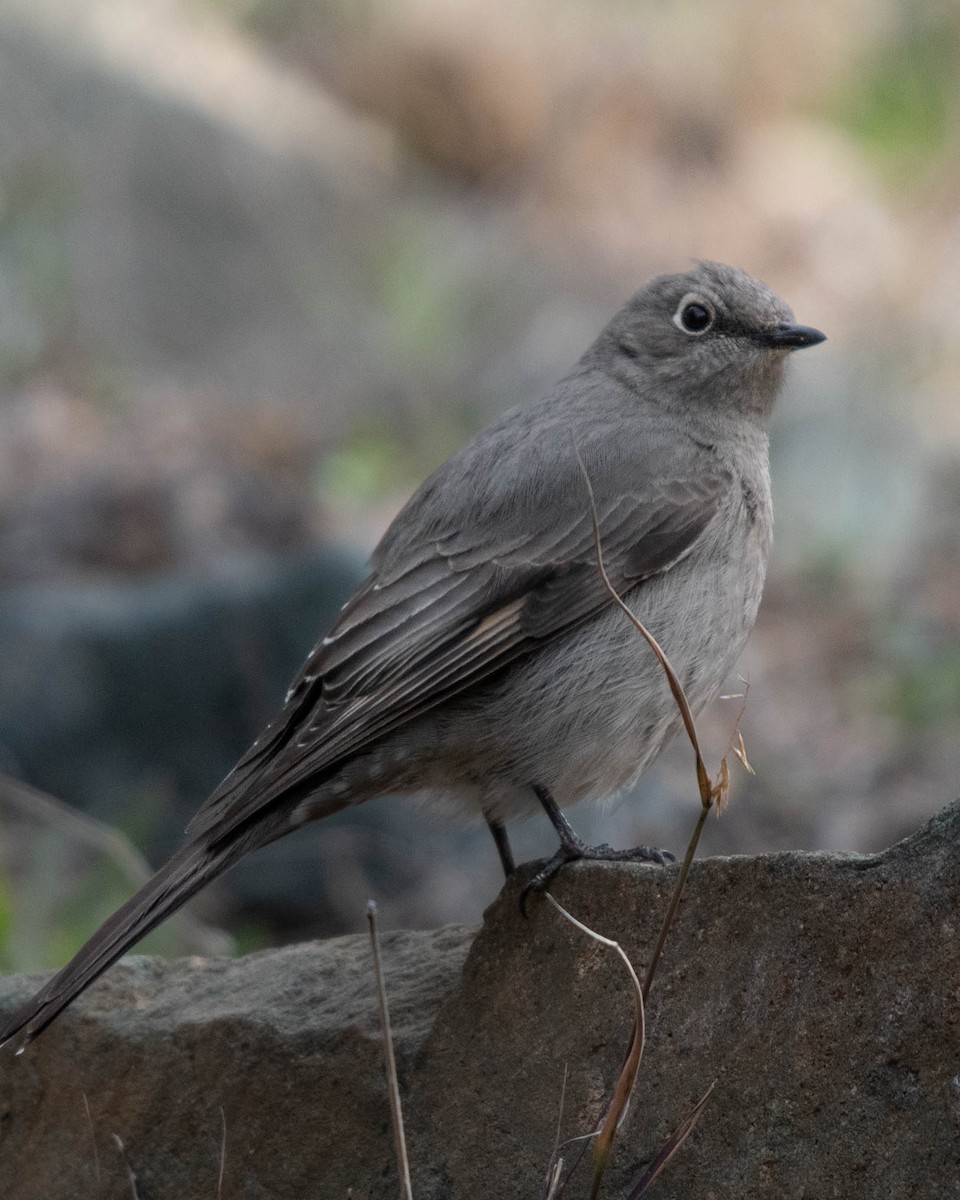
0 837 240 1052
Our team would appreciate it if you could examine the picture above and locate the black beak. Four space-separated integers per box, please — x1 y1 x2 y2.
757 322 827 350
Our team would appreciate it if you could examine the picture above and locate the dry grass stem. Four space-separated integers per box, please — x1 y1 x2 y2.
112 1134 143 1200
82 1092 100 1186
543 1157 564 1200
572 446 713 805
545 895 646 1200
556 448 745 1194
641 804 709 1005
366 900 414 1200
625 1082 715 1197
573 447 751 999
218 1105 227 1199
541 1063 571 1199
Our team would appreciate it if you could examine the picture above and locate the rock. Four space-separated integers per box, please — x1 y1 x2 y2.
0 0 395 411
411 804 960 1198
0 0 584 445
2 801 959 1197
0 547 363 852
0 926 476 1199
0 546 372 941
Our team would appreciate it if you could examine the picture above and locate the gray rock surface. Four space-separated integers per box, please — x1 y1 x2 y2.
0 547 362 849
2 801 959 1198
0 925 476 1199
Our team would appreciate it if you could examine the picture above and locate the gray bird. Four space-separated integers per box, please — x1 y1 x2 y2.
0 261 824 1050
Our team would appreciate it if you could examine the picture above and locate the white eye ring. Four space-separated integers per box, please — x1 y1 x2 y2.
673 293 715 335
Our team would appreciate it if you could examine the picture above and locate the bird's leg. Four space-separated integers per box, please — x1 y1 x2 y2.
484 812 516 878
520 784 673 914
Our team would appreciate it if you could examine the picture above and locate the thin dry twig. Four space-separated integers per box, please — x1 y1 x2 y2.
542 1063 570 1199
572 446 749 1000
722 676 754 794
558 446 744 1195
82 1092 101 1186
543 1156 565 1200
112 1135 143 1200
625 1082 715 1197
641 806 709 1006
553 1063 569 1159
641 678 751 1002
572 447 713 805
367 901 414 1200
218 1105 227 1199
545 895 646 1200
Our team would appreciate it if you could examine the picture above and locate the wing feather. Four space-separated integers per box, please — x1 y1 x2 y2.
188 445 730 840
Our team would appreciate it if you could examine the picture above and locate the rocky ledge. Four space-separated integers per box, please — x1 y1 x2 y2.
1 800 958 1198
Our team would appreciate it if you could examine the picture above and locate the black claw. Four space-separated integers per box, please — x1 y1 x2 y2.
521 784 673 917
517 841 674 917
519 849 572 918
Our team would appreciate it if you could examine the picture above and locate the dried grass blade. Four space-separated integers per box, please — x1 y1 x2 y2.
541 1064 571 1199
572 447 712 808
544 895 646 1200
543 1156 565 1200
112 1134 144 1200
82 1092 100 1185
218 1105 227 1199
367 901 414 1200
640 799 711 1003
625 1081 715 1197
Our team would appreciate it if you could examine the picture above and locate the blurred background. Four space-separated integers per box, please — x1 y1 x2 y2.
1 0 958 968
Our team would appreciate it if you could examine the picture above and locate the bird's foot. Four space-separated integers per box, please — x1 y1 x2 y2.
519 837 673 917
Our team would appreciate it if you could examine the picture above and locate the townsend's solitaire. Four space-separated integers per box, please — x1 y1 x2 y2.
1 261 825 1049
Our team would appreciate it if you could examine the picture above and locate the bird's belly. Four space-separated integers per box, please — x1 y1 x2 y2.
320 499 771 825
433 521 768 815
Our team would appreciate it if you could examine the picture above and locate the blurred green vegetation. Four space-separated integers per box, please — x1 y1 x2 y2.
861 644 960 730
376 228 477 371
0 846 185 974
314 411 469 511
207 0 371 40
0 780 241 973
315 427 415 507
209 0 960 198
830 9 959 183
317 213 517 507
230 917 275 957
0 157 77 385
0 868 13 969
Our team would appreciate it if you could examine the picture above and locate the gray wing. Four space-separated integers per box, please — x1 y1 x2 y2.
188 432 729 840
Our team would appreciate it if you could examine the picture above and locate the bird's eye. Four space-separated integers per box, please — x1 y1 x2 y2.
673 296 715 335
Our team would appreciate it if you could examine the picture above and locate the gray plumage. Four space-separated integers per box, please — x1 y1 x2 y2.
0 261 825 1049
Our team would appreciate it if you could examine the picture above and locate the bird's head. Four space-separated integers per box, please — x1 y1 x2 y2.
593 261 826 421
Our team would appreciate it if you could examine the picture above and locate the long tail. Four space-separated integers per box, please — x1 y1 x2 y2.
0 834 246 1052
